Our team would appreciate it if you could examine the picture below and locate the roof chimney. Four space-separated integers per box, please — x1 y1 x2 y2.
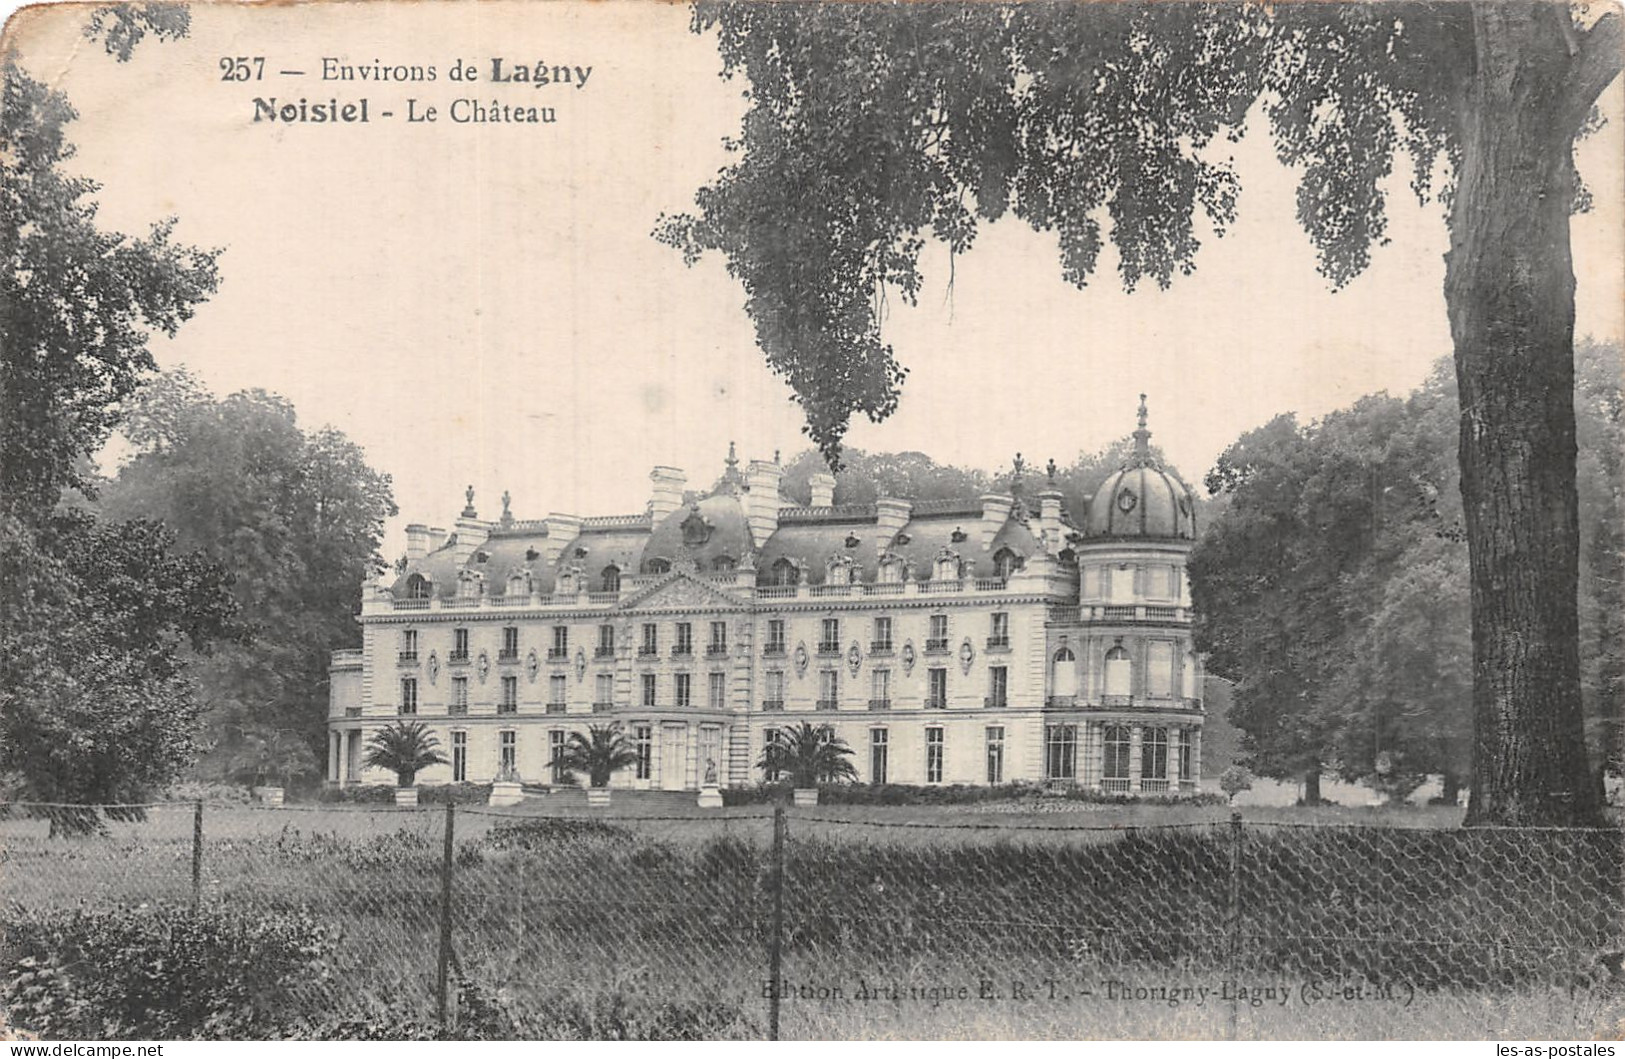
745 458 784 548
809 471 836 508
979 493 1014 548
1037 490 1065 552
405 523 432 561
650 466 687 523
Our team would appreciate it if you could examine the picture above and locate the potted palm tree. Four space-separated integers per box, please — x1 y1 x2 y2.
363 721 448 806
759 722 858 806
552 723 639 806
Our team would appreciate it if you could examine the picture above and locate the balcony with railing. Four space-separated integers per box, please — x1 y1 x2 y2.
1101 694 1133 708
397 651 419 665
706 643 729 658
924 638 950 654
925 697 947 710
594 646 616 659
985 636 1010 651
638 646 659 659
1100 777 1132 794
816 642 841 657
868 698 891 711
498 649 519 663
547 647 569 661
917 579 963 595
810 584 852 598
1045 695 1077 709
815 699 838 711
869 641 893 655
397 704 418 717
761 699 785 712
545 702 567 715
592 701 614 714
497 702 517 715
448 651 470 665
984 695 1007 709
670 646 693 660
762 643 786 658
1139 778 1171 793
448 702 468 717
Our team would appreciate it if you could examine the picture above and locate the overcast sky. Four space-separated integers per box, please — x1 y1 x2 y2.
7 1 1622 551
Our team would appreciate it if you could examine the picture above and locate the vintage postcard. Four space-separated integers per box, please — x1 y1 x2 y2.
0 0 1621 1044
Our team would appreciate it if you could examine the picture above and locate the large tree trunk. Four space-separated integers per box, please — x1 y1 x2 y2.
1447 4 1617 827
1302 767 1322 806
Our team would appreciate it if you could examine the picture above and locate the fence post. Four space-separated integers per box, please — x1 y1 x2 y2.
435 801 456 1032
191 798 203 907
768 805 787 1042
1226 810 1242 1040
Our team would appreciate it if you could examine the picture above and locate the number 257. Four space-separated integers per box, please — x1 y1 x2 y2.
220 57 264 81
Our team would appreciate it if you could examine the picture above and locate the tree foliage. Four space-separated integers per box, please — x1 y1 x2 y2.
550 723 641 789
759 722 860 788
1193 347 1623 797
362 722 447 789
100 371 397 787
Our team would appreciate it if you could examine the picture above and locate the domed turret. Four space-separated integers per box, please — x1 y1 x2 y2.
1085 396 1198 540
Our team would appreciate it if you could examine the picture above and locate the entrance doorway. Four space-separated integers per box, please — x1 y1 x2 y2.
660 723 689 790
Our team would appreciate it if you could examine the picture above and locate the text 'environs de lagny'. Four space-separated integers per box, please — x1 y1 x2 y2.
243 57 593 126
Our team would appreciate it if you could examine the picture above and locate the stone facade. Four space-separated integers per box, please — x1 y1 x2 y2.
328 404 1205 793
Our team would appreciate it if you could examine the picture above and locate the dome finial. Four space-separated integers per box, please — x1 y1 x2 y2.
462 484 478 519
1132 394 1152 464
719 440 744 494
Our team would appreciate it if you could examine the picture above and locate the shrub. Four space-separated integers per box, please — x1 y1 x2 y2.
2 903 334 1039
314 784 396 805
721 781 1221 808
165 781 253 804
417 782 494 806
484 816 633 851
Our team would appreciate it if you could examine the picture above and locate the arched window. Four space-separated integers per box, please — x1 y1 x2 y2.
507 571 531 598
457 572 482 599
712 556 736 573
1104 646 1132 698
645 558 671 576
877 556 904 584
933 553 961 581
827 558 853 585
600 565 621 593
992 548 1020 579
405 573 431 599
769 558 800 587
1103 725 1132 780
1051 647 1078 698
1142 726 1168 780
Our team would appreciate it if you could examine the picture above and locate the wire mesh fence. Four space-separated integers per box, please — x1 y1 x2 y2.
1 800 1620 1040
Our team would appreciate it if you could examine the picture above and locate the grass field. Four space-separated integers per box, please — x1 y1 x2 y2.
2 795 1621 1040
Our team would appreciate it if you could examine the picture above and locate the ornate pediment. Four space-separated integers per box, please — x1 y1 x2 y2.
618 571 744 612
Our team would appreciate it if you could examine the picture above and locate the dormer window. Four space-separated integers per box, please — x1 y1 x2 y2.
992 548 1020 579
405 573 431 599
826 556 854 585
456 572 482 599
506 571 531 598
645 557 671 575
769 558 800 587
877 556 904 584
933 550 962 582
600 565 621 593
712 556 736 573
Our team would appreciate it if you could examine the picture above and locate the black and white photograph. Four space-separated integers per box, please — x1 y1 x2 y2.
0 0 1621 1043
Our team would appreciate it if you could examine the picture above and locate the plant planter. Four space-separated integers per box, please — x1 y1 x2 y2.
792 788 819 807
253 785 284 807
393 786 418 807
586 787 612 807
697 785 723 809
488 780 524 807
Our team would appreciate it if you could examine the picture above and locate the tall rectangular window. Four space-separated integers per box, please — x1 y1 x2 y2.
595 672 614 707
1103 725 1132 781
501 626 519 659
452 676 469 715
597 624 615 657
548 674 567 713
870 729 888 784
635 724 653 780
764 670 785 710
766 619 786 654
452 627 469 661
1178 729 1194 781
1142 726 1169 781
499 730 517 776
989 612 1009 647
709 621 728 655
928 614 949 651
1046 724 1078 781
400 677 418 715
549 729 566 784
870 668 890 709
927 667 948 709
675 672 692 708
551 625 569 658
872 616 892 651
675 622 693 655
708 671 727 709
641 623 658 656
820 618 840 653
818 669 839 710
499 675 518 714
642 672 657 707
401 629 418 661
986 726 1005 784
987 666 1008 708
925 727 944 783
764 729 782 782
451 730 467 782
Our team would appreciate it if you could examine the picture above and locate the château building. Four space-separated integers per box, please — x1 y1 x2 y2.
327 400 1205 793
